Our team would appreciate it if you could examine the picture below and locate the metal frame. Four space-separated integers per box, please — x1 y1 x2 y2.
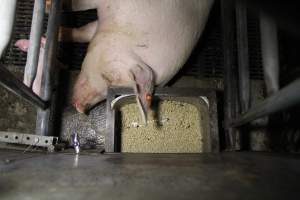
236 1 250 113
223 1 300 148
0 0 61 150
260 11 280 96
35 0 62 136
232 78 300 127
0 131 58 152
105 87 219 153
221 0 240 151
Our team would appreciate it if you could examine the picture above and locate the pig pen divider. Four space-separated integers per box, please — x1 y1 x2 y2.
35 0 62 137
0 0 62 150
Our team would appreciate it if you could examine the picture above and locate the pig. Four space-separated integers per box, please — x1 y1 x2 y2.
0 0 17 58
61 0 214 122
15 38 46 96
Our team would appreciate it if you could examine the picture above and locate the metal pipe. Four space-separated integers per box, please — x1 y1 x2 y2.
221 0 240 150
232 78 300 127
260 12 280 96
239 0 300 37
0 65 47 109
236 1 250 112
23 0 45 87
35 0 61 136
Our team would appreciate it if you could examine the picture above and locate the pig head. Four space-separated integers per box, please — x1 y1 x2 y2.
70 0 214 122
72 35 155 122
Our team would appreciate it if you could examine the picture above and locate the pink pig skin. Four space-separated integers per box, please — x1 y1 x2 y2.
67 0 214 116
15 38 46 97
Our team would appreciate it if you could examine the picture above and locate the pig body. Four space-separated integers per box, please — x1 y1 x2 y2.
72 0 214 115
97 0 214 85
0 0 17 58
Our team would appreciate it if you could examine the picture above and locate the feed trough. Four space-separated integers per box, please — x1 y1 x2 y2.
105 87 219 153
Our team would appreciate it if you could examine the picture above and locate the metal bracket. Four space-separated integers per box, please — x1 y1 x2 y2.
0 131 58 152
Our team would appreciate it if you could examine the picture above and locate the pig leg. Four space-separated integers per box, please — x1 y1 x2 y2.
46 0 98 43
46 0 98 13
62 0 99 11
15 38 46 96
59 21 98 43
16 37 67 96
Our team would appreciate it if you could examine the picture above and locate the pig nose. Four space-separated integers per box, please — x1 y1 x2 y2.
74 102 85 114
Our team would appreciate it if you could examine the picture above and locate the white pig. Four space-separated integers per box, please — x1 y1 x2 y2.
0 0 17 58
68 0 214 121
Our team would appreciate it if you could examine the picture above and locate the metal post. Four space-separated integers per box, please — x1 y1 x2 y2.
35 0 61 136
221 0 240 150
0 64 47 109
23 0 45 87
236 1 250 112
260 12 280 96
239 0 300 37
232 78 300 127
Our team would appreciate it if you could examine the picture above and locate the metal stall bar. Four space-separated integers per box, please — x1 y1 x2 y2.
232 78 300 127
239 0 300 37
35 0 61 136
236 1 250 112
0 64 47 109
260 12 280 96
221 0 240 150
23 0 45 87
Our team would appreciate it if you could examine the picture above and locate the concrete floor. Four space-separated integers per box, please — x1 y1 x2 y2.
0 150 299 200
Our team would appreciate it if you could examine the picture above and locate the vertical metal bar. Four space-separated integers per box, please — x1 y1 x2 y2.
232 78 300 127
0 64 47 109
23 0 45 87
105 88 117 152
221 0 240 150
260 12 280 96
35 0 61 136
236 1 250 113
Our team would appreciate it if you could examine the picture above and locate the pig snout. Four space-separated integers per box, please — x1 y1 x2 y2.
71 88 106 114
71 73 108 114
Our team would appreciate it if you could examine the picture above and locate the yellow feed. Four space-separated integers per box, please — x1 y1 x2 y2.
120 100 203 153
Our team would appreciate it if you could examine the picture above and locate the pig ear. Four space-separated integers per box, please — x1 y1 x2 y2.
130 64 154 123
130 64 154 97
15 39 30 52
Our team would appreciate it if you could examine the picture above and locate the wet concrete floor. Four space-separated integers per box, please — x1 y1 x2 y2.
0 151 299 200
